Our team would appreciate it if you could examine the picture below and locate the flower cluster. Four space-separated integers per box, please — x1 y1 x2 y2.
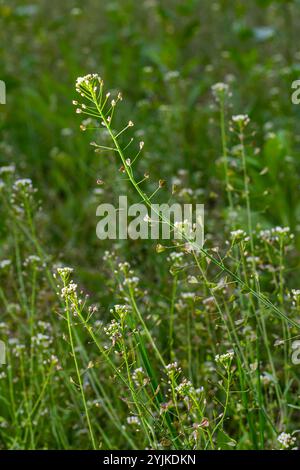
230 229 249 244
104 319 122 346
23 255 44 270
258 226 293 245
0 259 11 270
215 351 234 365
290 289 300 308
75 73 103 97
277 432 296 449
13 178 35 193
211 82 230 102
126 415 140 426
0 165 15 176
9 178 38 214
60 282 78 300
55 266 74 286
175 379 194 398
132 367 149 387
32 333 53 349
231 114 250 129
111 304 130 320
165 362 182 377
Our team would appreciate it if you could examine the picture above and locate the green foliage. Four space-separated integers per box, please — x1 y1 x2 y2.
1 0 300 450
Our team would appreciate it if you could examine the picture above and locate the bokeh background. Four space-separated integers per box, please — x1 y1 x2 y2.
2 1 300 270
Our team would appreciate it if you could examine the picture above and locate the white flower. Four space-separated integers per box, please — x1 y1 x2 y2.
13 178 34 192
112 304 129 319
211 82 229 101
104 319 122 345
215 351 234 364
56 267 73 281
165 70 180 81
61 282 77 299
165 362 182 376
0 165 15 175
0 259 11 270
258 226 293 244
132 367 149 387
175 379 194 397
277 432 296 449
126 416 140 425
232 114 250 127
230 229 249 243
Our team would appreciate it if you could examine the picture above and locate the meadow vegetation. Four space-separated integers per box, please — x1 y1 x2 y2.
1 0 300 450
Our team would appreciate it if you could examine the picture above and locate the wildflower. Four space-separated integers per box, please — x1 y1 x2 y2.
104 319 122 345
88 305 99 315
291 289 300 297
56 267 74 281
0 259 11 270
175 379 194 398
23 255 42 268
75 74 102 96
13 343 26 358
258 226 293 245
13 178 34 192
260 373 272 386
118 261 130 273
32 333 52 349
112 304 129 319
168 252 184 263
174 219 195 241
290 289 300 309
132 367 149 387
215 351 234 364
203 296 216 310
60 282 78 299
230 229 249 244
246 256 260 266
211 82 229 102
277 432 296 449
181 292 195 300
126 416 140 425
164 70 180 81
165 362 182 376
0 165 15 175
232 114 250 128
123 276 140 288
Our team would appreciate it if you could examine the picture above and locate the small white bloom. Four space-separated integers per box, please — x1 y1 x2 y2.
277 432 296 449
232 114 250 127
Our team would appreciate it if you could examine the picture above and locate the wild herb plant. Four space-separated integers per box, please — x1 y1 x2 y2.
60 73 299 449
